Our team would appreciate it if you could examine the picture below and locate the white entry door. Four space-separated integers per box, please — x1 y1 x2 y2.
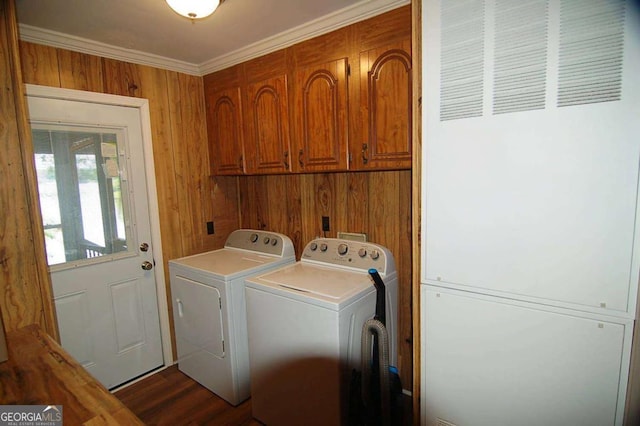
27 87 165 389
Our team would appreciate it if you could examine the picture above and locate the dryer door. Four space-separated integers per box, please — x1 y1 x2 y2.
172 276 225 359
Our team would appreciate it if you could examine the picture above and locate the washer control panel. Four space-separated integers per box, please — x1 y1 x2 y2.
224 229 295 258
301 238 395 275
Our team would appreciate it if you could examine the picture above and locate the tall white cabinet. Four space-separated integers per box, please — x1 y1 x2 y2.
420 1 640 425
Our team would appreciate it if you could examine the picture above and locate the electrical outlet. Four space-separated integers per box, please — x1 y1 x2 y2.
322 216 330 232
207 221 215 235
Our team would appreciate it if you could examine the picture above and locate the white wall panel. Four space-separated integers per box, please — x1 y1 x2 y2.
422 0 640 316
421 286 632 426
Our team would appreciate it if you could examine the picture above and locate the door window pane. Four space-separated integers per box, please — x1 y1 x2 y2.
34 153 65 264
76 152 105 247
31 126 132 266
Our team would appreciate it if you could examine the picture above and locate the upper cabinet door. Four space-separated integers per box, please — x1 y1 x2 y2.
358 40 412 170
245 75 292 174
207 86 245 175
292 58 349 172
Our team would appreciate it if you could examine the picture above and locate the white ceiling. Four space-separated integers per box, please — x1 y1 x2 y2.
16 0 409 76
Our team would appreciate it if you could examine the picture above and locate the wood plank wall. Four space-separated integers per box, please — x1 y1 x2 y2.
18 41 241 356
238 171 413 389
16 25 414 390
232 6 414 389
0 0 58 338
411 0 422 420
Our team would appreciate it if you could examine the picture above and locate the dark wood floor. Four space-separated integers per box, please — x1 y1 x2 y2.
114 365 262 425
115 365 412 425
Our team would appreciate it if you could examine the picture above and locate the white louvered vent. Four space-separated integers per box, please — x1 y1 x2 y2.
493 0 549 114
440 0 485 121
557 0 625 107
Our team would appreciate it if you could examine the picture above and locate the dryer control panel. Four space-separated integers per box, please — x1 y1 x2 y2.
301 238 396 275
224 229 295 258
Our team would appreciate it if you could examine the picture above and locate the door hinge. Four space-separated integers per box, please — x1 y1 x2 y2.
347 64 351 77
219 297 222 309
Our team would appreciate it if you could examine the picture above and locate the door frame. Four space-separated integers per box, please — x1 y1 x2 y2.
25 83 173 370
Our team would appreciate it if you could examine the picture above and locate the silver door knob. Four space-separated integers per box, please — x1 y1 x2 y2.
141 261 153 270
140 243 149 252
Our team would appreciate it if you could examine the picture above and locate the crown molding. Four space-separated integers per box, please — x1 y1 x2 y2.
18 24 202 76
18 0 410 77
198 0 410 75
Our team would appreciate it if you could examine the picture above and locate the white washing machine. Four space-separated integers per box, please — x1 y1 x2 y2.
245 238 398 426
169 229 295 406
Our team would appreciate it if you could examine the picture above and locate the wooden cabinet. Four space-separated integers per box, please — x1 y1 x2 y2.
357 40 412 170
203 6 411 176
245 74 292 174
292 58 349 172
205 69 246 175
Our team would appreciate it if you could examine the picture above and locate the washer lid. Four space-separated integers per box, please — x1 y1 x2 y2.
170 248 285 279
253 263 374 303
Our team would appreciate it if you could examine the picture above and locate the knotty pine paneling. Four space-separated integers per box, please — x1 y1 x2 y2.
18 43 240 357
102 57 143 98
411 0 422 419
238 170 413 389
167 71 222 255
127 64 180 270
345 172 370 232
57 49 104 92
19 41 105 93
18 41 60 87
1 1 57 337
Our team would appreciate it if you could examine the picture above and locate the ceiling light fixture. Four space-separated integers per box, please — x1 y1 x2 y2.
166 0 223 20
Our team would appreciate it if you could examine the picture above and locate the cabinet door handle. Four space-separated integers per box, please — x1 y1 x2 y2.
283 151 289 169
362 143 369 165
298 149 304 168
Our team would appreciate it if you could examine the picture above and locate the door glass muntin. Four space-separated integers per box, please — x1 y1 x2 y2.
31 123 136 270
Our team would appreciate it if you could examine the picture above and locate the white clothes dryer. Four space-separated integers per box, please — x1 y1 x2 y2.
169 229 295 406
244 238 397 425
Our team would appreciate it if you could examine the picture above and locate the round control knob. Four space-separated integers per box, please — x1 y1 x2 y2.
309 242 318 251
370 250 380 260
263 237 271 244
271 238 278 246
320 243 328 252
337 243 348 256
358 248 367 258
250 233 259 243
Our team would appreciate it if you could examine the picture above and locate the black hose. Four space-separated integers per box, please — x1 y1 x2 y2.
368 269 386 326
361 318 391 426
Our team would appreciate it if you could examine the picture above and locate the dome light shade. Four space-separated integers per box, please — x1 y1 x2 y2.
166 0 221 20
